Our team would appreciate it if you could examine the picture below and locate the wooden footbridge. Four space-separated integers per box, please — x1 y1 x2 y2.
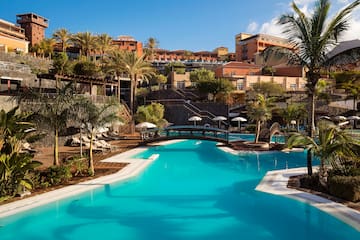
140 125 230 144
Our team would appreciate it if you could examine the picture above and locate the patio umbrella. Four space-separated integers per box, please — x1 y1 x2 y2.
135 122 157 129
347 115 360 129
231 117 247 131
347 116 360 121
213 116 227 128
188 116 202 126
333 115 347 121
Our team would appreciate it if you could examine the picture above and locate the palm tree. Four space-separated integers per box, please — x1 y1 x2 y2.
17 83 76 165
38 38 56 58
331 71 360 112
247 94 273 143
287 120 360 186
281 103 307 131
113 51 155 115
96 33 114 59
145 37 159 61
72 32 97 60
265 0 360 137
53 28 71 52
74 98 120 175
263 0 360 175
103 50 126 102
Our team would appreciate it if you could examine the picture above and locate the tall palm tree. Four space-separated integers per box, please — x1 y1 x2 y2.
247 94 273 143
53 28 71 52
103 50 126 102
72 32 97 60
263 0 360 175
114 51 155 133
287 120 360 186
115 52 155 112
74 98 120 175
96 33 114 59
17 83 76 165
265 0 360 137
145 37 159 61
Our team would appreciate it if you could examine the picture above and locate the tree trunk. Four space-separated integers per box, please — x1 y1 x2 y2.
255 120 261 143
80 127 83 157
129 75 136 134
54 128 59 165
306 149 313 176
89 130 94 176
308 93 316 138
118 77 121 103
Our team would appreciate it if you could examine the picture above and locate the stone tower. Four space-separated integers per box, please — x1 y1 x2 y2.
16 13 48 47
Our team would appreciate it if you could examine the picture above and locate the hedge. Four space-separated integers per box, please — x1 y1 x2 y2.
328 175 360 202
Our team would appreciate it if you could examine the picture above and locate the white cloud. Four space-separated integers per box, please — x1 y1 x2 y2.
253 0 360 41
340 17 360 41
259 18 285 37
246 21 258 33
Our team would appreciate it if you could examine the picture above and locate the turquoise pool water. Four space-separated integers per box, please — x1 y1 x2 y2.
229 133 285 143
0 140 359 240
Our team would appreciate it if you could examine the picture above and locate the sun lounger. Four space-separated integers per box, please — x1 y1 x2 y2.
98 140 111 149
21 142 37 153
70 137 81 146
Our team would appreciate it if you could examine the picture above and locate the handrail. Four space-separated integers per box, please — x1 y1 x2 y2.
182 104 214 122
140 125 230 143
175 88 199 99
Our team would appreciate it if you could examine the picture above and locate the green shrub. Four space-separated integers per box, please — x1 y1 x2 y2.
299 173 328 193
65 156 88 176
245 124 256 133
41 165 72 186
328 175 360 202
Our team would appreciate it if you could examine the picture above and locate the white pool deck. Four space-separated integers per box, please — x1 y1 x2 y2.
0 141 359 232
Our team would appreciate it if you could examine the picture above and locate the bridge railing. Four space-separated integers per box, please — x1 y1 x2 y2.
139 125 229 143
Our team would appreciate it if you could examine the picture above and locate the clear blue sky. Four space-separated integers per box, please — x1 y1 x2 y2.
1 0 358 52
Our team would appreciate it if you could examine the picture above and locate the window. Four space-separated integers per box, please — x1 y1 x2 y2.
290 83 297 90
237 82 244 90
177 80 185 89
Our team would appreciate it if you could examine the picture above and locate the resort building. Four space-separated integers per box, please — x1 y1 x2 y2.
0 18 29 53
16 13 48 47
215 61 307 92
151 49 218 62
112 35 143 57
235 33 294 63
168 71 191 89
214 46 228 57
215 62 261 78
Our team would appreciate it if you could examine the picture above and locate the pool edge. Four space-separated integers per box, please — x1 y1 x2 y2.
256 167 360 232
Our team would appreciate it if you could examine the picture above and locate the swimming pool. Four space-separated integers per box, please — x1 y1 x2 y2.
0 140 359 239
